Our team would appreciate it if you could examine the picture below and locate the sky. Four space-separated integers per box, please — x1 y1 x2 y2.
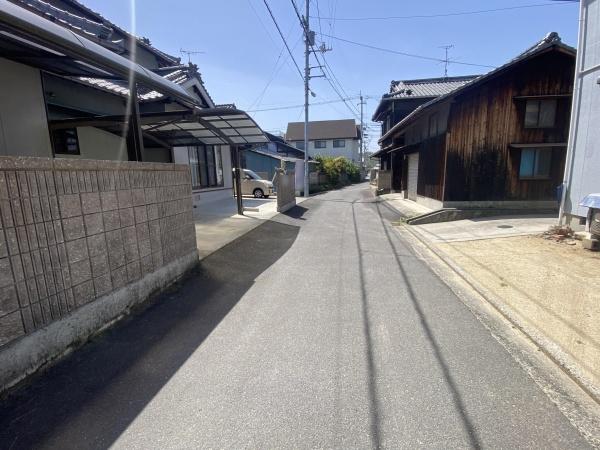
84 0 580 151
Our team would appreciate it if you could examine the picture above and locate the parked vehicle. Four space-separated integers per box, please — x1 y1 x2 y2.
234 169 274 198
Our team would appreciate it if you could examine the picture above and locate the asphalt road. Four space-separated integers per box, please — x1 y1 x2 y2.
0 183 592 449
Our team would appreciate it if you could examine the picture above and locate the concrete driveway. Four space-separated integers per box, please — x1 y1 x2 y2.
194 195 305 259
410 215 558 243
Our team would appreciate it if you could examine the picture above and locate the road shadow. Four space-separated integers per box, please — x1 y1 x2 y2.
350 202 383 450
0 220 300 450
282 204 309 220
371 201 482 449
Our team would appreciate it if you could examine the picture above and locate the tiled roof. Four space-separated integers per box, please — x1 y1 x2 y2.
13 0 180 65
387 75 480 99
77 65 201 101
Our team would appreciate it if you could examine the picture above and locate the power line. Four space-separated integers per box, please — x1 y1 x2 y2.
262 0 305 82
246 96 359 112
311 1 578 21
289 0 360 119
247 96 360 112
316 32 496 69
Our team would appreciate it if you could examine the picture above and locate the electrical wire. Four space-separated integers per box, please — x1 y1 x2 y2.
289 0 360 119
316 32 496 69
312 1 578 21
248 95 360 112
262 0 305 82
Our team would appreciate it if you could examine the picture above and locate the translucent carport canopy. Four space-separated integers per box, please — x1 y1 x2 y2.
141 107 270 147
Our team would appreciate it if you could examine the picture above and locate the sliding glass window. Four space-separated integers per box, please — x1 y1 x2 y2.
189 145 225 190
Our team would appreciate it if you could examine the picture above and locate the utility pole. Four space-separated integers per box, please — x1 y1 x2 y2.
358 92 366 178
303 0 311 198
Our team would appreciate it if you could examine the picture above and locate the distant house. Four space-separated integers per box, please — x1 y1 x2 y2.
251 132 306 159
241 148 300 182
242 132 304 180
286 119 361 162
560 0 600 229
372 33 575 210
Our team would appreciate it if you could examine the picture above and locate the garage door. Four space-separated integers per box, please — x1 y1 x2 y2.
407 153 419 201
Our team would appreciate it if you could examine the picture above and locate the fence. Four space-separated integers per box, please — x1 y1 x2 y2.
0 157 198 391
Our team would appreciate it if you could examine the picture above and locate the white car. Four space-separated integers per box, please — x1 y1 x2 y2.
234 169 274 198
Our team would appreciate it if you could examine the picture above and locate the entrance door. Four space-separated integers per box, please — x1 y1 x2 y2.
391 152 403 192
407 153 419 201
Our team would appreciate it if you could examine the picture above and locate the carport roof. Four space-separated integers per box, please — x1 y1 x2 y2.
50 107 270 147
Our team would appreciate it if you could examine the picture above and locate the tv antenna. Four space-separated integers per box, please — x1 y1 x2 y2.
439 44 454 78
180 48 205 64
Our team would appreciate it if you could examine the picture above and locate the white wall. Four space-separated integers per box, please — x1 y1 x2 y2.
306 139 360 162
0 58 52 157
564 0 600 219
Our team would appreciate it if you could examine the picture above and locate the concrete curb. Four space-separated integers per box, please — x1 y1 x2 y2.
398 222 600 407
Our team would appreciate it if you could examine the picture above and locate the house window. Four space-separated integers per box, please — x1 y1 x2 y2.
524 99 557 128
333 139 346 148
189 145 224 189
519 148 552 179
52 128 80 155
314 140 327 149
295 141 305 150
428 113 439 138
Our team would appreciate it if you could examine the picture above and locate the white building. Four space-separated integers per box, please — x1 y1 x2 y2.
560 0 600 228
285 119 361 163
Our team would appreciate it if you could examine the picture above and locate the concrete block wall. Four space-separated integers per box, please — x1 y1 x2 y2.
276 170 296 213
0 157 197 350
377 170 391 192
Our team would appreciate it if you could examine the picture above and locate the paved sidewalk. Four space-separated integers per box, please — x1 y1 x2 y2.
376 192 432 218
411 215 557 242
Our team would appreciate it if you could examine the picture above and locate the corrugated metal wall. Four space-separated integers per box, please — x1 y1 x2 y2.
565 0 600 218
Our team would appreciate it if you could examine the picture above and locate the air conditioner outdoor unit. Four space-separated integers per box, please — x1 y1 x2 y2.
580 194 600 249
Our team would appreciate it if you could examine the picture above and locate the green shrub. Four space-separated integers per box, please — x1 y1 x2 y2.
314 156 361 187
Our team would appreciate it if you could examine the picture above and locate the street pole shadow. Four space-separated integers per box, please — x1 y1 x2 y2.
371 201 482 449
0 221 300 450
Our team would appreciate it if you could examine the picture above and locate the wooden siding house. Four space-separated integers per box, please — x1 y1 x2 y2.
373 33 576 210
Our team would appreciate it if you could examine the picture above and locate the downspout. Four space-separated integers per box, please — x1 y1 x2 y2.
559 0 586 225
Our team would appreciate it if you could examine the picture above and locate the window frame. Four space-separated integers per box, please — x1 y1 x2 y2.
189 145 225 190
295 141 305 150
519 147 553 180
333 139 346 148
314 140 327 149
524 99 557 129
52 128 81 155
428 113 439 138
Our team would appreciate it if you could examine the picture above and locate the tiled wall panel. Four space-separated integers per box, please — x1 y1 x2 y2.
0 158 196 347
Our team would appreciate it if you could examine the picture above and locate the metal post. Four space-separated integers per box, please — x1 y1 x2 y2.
127 81 144 161
303 0 310 198
359 91 364 177
233 145 244 215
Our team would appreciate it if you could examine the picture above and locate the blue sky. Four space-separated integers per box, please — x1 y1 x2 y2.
85 0 580 150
